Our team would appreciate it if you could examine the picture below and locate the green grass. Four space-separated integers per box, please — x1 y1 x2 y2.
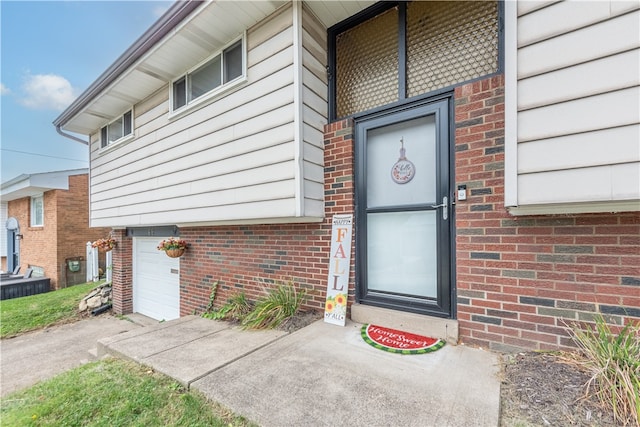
0 282 96 338
0 282 256 426
0 358 254 427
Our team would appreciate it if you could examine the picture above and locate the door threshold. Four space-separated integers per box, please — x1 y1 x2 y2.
351 303 458 344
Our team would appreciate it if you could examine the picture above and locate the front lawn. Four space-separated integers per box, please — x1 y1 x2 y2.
0 282 96 338
0 358 254 427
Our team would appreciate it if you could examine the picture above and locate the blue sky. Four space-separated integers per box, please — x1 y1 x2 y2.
1 0 172 182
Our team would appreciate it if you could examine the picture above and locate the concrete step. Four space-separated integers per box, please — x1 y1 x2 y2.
88 347 99 360
350 303 459 344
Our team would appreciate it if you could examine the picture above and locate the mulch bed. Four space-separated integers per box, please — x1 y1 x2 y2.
500 352 617 426
275 310 322 333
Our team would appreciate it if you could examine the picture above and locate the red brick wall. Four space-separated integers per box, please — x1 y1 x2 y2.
178 119 356 316
453 75 640 351
56 174 111 287
6 174 110 289
8 192 57 286
109 75 639 352
111 229 133 314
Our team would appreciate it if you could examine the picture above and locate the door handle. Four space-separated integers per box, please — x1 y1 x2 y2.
431 196 448 220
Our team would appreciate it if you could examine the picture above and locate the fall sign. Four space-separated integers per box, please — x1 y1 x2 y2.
324 214 353 326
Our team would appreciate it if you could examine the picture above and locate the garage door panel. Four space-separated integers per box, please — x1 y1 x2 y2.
137 259 177 278
133 237 180 321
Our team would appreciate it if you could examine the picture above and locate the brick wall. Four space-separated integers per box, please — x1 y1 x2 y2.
8 192 57 286
111 229 133 314
6 174 110 289
178 119 356 316
454 75 640 351
56 174 110 287
109 74 639 352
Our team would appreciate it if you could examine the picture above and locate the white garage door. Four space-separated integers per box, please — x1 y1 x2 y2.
133 237 180 321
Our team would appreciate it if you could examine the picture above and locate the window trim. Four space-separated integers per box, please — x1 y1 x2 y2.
169 33 247 118
30 194 44 227
100 109 134 150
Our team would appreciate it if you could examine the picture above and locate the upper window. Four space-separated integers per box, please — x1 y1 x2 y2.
330 1 500 119
31 195 43 227
172 39 244 111
101 110 133 148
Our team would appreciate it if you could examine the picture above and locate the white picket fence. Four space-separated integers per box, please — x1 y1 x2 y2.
86 242 112 283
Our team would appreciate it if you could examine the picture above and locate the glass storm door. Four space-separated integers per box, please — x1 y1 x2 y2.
356 99 452 317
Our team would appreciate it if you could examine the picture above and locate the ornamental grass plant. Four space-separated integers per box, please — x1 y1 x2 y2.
564 314 640 426
203 291 252 322
241 279 307 330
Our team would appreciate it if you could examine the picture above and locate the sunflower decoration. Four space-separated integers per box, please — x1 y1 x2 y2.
334 293 347 307
325 298 336 313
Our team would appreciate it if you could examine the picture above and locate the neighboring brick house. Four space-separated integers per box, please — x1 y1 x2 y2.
1 169 110 289
54 1 639 351
0 201 7 272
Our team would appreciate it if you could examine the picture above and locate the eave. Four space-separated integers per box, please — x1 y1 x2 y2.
53 0 375 137
0 169 88 202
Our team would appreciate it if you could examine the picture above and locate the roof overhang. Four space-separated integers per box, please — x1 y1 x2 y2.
53 0 375 137
0 169 87 202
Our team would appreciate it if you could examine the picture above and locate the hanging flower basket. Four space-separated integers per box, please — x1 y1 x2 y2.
157 237 188 258
92 237 117 253
165 248 185 258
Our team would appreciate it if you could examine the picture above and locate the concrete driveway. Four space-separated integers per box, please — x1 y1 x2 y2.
0 315 142 397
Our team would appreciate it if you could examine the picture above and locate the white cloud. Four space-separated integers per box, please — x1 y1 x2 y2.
19 73 77 111
0 83 9 95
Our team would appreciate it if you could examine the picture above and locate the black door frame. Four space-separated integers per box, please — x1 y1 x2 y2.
354 94 456 319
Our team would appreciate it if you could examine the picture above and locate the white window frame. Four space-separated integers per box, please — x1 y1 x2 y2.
30 194 44 227
169 34 247 117
100 109 134 150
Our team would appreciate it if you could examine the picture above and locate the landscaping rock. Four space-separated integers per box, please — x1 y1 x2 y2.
79 283 112 314
86 295 102 309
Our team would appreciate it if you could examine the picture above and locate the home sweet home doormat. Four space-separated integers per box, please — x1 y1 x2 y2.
361 324 445 354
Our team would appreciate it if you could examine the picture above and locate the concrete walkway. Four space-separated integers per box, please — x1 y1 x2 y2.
0 315 141 397
98 315 501 426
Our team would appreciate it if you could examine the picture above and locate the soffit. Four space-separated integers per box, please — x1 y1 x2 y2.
59 0 375 136
0 169 87 201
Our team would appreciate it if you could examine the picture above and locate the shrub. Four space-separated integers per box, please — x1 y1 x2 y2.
565 314 640 426
203 292 252 322
241 279 307 330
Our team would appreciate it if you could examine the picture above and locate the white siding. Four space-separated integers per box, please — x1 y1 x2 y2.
301 4 328 217
508 1 640 213
88 5 327 227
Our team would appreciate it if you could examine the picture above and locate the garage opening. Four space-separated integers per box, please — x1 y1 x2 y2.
133 237 180 321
